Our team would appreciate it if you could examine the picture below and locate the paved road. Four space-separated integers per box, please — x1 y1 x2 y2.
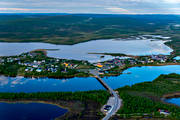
89 69 122 120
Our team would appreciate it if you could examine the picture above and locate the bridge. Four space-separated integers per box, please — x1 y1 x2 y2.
89 69 122 120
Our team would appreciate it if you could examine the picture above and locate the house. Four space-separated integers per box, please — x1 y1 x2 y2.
33 65 38 68
36 68 42 72
25 67 34 72
96 63 103 68
64 63 69 67
158 109 170 116
0 59 4 63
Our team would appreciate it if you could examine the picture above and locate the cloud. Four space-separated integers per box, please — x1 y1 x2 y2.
170 8 180 11
163 0 180 3
0 76 9 86
106 7 133 14
0 0 180 14
0 8 33 11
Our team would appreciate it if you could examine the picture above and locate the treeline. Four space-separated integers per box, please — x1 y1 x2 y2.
118 92 180 119
23 69 84 79
0 90 109 106
121 73 180 96
0 63 21 77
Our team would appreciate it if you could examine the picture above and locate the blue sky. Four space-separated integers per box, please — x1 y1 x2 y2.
0 0 180 14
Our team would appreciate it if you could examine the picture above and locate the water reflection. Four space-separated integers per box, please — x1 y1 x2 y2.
0 65 179 93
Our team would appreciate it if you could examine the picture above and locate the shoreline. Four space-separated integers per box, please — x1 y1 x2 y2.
101 63 180 77
0 73 90 80
0 74 180 119
162 92 180 99
0 63 179 79
161 92 180 107
0 99 68 109
0 91 108 120
0 99 72 120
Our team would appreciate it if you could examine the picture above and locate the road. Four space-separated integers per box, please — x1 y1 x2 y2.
89 69 122 120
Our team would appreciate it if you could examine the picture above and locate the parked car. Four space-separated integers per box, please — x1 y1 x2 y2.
104 105 112 112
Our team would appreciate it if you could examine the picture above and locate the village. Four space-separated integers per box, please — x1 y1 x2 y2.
0 50 179 78
94 55 179 75
0 50 91 77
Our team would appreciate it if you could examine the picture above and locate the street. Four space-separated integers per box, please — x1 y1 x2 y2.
89 69 122 120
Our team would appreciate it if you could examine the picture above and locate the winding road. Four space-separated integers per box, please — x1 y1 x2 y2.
89 69 122 120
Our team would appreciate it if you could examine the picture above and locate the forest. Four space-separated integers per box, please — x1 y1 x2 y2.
114 73 180 119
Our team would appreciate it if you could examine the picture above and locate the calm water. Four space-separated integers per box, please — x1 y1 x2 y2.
103 65 180 88
165 98 180 106
0 38 172 63
174 56 180 60
0 102 67 120
0 65 179 92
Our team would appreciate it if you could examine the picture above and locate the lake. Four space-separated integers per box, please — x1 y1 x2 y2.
165 98 180 106
0 102 67 120
0 65 179 92
0 36 177 119
0 37 172 63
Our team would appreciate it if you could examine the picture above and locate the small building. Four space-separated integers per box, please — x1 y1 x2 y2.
96 63 103 68
36 68 42 72
158 109 170 116
64 63 69 67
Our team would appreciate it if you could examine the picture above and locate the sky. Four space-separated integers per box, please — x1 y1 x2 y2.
0 0 180 14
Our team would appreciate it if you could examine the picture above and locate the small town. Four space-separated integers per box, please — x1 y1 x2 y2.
0 50 92 78
0 49 179 78
94 55 179 75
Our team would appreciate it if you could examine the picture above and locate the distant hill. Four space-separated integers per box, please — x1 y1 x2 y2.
0 14 180 55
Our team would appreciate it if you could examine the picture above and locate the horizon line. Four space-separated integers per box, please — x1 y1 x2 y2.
0 13 180 15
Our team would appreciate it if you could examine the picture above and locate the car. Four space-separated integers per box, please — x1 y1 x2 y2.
104 105 112 111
